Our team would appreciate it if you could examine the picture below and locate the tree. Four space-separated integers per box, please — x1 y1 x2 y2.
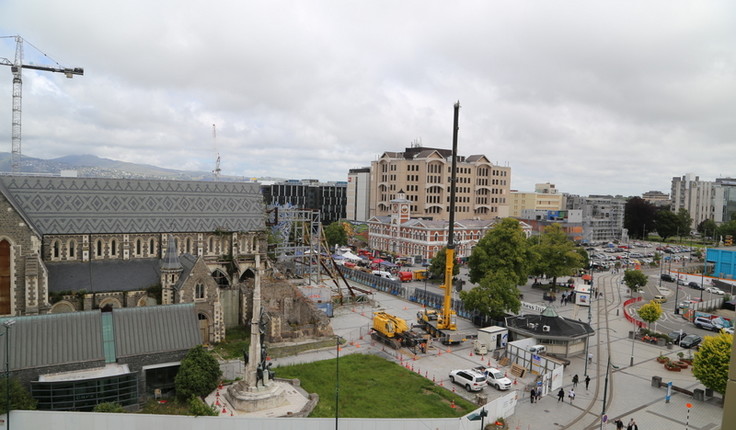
529 224 584 289
468 218 532 286
175 345 222 401
676 209 692 237
697 219 718 239
693 332 733 394
636 301 663 329
0 377 37 414
717 220 736 241
459 269 521 320
428 247 459 282
93 402 126 413
624 197 658 239
324 221 347 248
655 210 680 241
623 269 648 295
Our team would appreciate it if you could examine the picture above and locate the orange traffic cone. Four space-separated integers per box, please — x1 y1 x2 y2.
450 400 456 409
222 407 227 414
470 350 473 357
514 378 517 385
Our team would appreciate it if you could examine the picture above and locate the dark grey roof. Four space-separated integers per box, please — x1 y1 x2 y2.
113 304 201 357
0 304 200 371
0 175 265 235
47 259 160 292
161 235 183 271
505 308 594 340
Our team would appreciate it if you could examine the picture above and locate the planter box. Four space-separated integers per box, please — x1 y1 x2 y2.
664 364 682 372
656 357 668 364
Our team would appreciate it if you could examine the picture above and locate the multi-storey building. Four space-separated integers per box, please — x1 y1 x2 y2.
346 167 371 221
565 195 626 244
641 190 671 207
262 179 347 225
369 145 511 221
517 209 584 242
367 191 529 262
713 178 736 224
509 183 564 217
671 174 714 231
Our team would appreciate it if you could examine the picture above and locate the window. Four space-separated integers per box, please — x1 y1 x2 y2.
110 239 117 256
195 283 205 300
186 238 191 254
68 240 76 258
52 240 60 259
149 239 155 256
96 240 103 257
136 239 141 256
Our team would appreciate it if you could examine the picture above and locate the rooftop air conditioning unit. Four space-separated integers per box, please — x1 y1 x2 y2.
542 325 550 332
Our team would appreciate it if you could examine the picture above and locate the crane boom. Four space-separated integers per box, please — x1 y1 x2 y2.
1 35 84 173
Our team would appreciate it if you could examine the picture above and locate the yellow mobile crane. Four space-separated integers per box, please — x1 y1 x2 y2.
417 102 464 345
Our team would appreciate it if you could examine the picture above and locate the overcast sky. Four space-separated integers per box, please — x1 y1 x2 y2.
0 1 734 196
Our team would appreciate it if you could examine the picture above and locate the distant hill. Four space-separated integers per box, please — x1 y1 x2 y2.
0 152 284 183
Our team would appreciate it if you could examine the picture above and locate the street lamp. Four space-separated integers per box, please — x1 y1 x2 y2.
599 356 611 430
3 319 15 430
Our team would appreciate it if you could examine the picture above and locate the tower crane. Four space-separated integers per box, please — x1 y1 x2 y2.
0 35 84 173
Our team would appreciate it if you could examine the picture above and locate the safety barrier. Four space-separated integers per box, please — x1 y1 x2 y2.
623 296 646 328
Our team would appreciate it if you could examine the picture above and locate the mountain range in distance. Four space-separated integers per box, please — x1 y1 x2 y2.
0 152 286 183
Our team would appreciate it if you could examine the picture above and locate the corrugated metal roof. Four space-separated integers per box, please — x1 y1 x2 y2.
0 176 265 235
0 304 200 372
0 312 104 371
114 304 200 357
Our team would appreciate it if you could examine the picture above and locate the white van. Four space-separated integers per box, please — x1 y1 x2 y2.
529 345 546 355
372 270 398 281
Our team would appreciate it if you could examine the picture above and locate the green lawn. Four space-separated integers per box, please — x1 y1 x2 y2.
275 353 478 418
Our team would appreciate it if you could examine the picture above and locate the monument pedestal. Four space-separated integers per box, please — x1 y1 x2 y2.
225 380 288 412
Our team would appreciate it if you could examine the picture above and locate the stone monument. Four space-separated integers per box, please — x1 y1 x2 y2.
225 270 287 412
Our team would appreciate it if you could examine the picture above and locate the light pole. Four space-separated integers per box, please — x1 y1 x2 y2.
599 356 611 430
335 335 340 430
3 320 15 430
630 321 637 367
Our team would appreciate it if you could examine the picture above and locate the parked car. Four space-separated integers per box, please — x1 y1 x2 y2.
449 369 487 392
483 367 512 391
677 279 688 286
661 274 675 282
706 287 724 295
679 334 703 349
694 316 722 332
721 327 734 335
688 281 704 290
652 295 667 303
668 331 688 344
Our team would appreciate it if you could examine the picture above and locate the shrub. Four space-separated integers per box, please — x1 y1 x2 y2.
187 395 218 416
175 345 222 401
93 402 126 413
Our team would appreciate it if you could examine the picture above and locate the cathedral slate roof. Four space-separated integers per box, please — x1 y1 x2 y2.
0 176 265 235
47 259 161 292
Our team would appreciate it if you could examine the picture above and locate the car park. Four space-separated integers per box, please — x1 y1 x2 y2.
694 316 722 332
449 369 487 392
668 331 688 343
679 334 703 349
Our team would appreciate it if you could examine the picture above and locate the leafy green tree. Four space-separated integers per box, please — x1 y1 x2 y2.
529 224 584 289
693 332 733 394
428 247 459 282
636 301 663 329
697 219 718 239
175 345 222 401
324 221 347 248
188 395 219 416
575 247 589 270
467 218 532 286
459 269 521 320
717 220 736 240
655 210 680 241
93 402 126 413
676 209 692 237
624 197 658 239
0 377 37 414
623 269 648 294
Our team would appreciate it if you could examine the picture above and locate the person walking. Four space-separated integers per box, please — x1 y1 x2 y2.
614 419 624 430
585 375 591 390
627 418 638 430
557 387 565 402
572 374 579 388
530 387 536 403
568 388 575 404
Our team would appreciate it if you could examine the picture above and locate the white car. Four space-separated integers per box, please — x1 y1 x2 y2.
483 367 513 391
721 327 734 335
449 369 487 392
706 287 725 295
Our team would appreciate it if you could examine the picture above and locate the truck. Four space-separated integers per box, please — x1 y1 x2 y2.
473 326 508 355
397 271 414 282
371 311 423 350
416 309 465 345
